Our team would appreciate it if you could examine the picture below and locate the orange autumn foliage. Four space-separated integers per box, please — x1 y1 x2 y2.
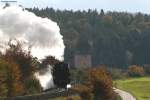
128 65 145 77
71 83 93 100
71 67 114 100
88 68 114 100
0 59 24 97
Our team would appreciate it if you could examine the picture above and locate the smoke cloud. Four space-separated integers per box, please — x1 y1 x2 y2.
0 6 65 60
35 65 55 90
0 6 65 90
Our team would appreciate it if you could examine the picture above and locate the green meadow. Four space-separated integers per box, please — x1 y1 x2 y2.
115 77 150 100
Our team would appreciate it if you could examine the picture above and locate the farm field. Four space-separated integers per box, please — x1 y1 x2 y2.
115 77 150 100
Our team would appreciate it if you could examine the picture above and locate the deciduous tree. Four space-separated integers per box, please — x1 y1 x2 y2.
0 59 24 97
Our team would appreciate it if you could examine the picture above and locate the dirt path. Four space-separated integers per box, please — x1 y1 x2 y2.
114 88 136 100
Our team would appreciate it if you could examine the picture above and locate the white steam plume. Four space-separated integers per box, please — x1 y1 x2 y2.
0 6 65 60
0 6 65 90
35 65 55 90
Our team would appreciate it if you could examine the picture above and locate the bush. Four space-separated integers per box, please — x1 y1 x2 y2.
71 83 93 100
70 68 88 84
128 65 145 77
107 68 126 79
71 68 116 100
25 76 42 94
88 68 114 100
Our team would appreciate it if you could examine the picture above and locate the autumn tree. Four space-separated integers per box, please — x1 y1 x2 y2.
0 59 24 97
2 40 41 95
88 68 114 100
128 65 145 77
3 40 36 82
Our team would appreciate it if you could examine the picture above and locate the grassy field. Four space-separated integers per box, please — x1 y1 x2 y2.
115 77 150 100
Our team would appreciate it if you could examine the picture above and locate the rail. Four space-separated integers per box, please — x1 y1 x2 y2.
0 89 77 100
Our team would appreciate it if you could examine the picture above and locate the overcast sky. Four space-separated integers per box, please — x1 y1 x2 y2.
1 0 150 14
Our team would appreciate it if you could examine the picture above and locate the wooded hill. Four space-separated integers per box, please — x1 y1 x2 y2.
27 8 150 68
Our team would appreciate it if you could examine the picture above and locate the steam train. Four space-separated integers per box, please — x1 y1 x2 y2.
44 62 71 92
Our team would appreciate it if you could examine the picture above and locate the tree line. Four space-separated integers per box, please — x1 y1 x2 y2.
27 8 150 68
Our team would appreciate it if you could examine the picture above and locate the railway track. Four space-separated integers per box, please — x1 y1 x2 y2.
0 89 77 100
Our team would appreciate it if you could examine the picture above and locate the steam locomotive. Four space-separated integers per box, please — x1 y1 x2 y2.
44 62 71 92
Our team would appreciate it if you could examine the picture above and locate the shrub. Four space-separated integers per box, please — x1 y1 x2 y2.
107 68 126 79
71 83 93 100
71 68 116 100
25 76 42 94
70 68 88 84
88 68 114 100
128 65 145 77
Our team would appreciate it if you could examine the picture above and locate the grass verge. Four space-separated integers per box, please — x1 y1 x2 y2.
115 77 150 100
